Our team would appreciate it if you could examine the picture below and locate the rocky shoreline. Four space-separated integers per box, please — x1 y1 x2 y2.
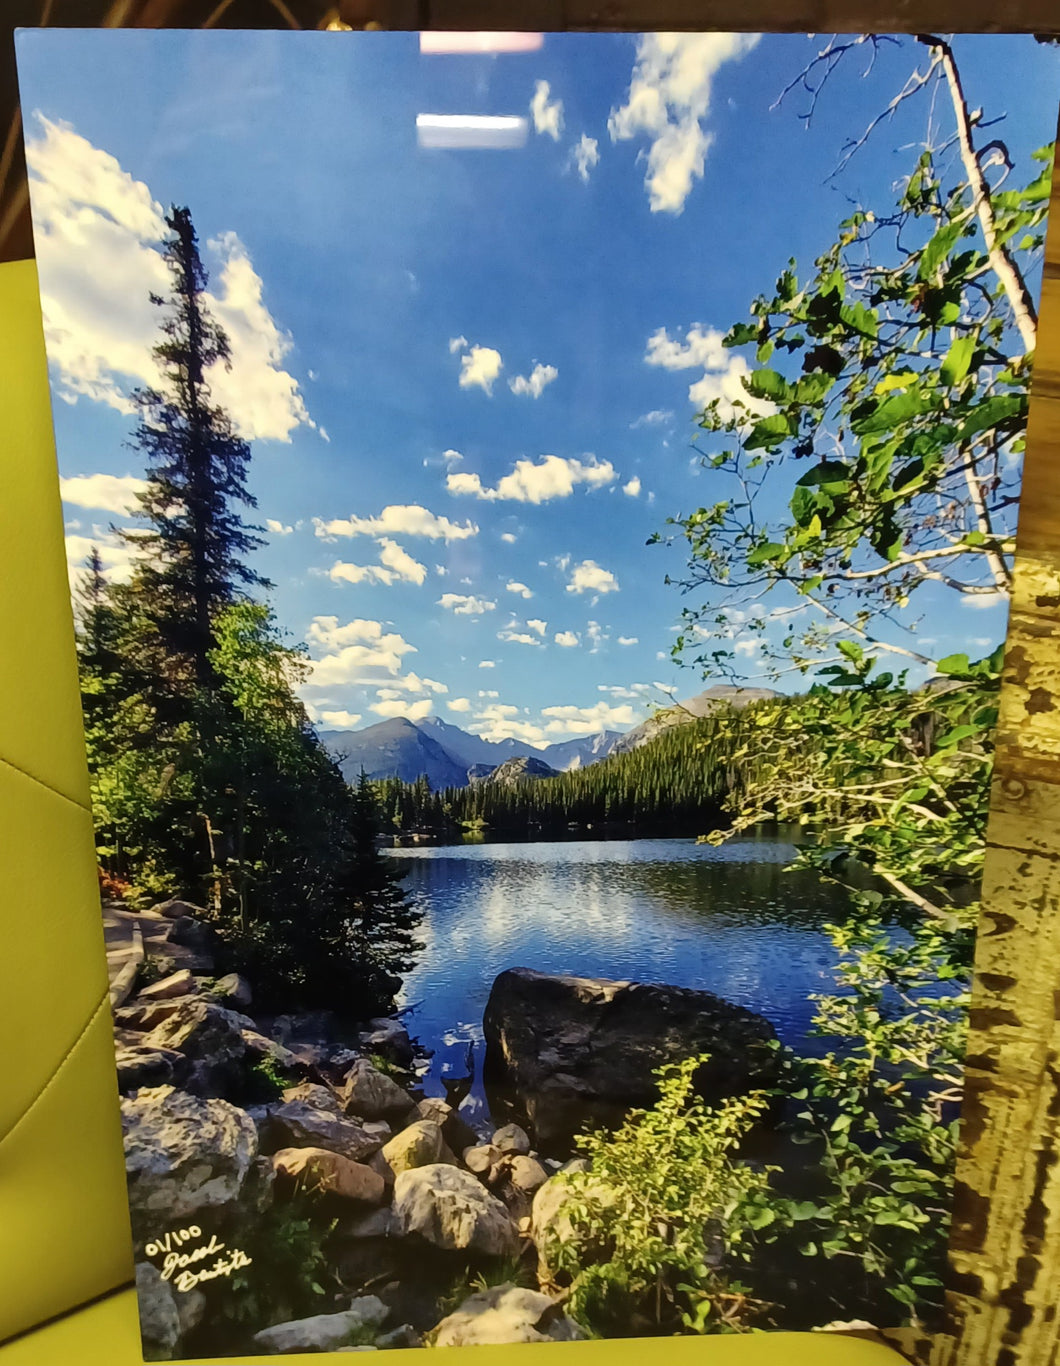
112 896 780 1357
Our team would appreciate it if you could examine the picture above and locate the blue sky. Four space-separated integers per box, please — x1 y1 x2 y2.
16 30 1060 745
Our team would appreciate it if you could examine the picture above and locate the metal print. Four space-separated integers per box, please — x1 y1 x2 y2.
14 26 1060 1359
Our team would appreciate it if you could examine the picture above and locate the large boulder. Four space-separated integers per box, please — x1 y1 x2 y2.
136 969 197 1001
392 1164 519 1257
416 1096 479 1156
261 1099 382 1163
272 1147 386 1206
251 1299 388 1353
143 997 246 1093
339 1059 416 1123
212 972 252 1008
483 967 780 1146
122 1087 258 1235
530 1165 612 1285
432 1284 586 1346
358 1017 414 1067
115 1041 189 1094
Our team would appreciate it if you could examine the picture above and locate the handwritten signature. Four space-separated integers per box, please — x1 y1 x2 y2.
144 1224 252 1293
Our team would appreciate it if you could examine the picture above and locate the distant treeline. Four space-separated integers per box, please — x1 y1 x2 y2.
372 706 781 836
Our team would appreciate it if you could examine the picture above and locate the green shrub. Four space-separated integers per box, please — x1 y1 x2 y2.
544 1056 773 1336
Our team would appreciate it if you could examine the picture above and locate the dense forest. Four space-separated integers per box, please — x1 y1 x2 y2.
79 206 421 1014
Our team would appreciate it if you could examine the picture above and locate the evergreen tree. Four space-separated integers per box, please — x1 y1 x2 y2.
338 771 424 1007
126 204 266 697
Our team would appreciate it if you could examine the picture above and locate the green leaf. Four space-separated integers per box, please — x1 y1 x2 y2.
746 368 794 402
936 653 970 677
940 335 976 387
746 542 786 568
852 388 931 436
957 394 1025 443
744 414 797 451
795 460 850 488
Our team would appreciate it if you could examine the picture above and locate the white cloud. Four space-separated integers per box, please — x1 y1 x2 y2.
541 701 637 734
506 580 534 599
448 335 469 354
498 627 543 647
305 617 418 689
530 80 564 140
26 116 314 443
65 530 137 588
448 697 472 713
554 630 580 648
734 638 761 657
586 620 610 652
315 505 477 542
500 532 518 544
618 635 639 645
60 473 146 515
645 324 773 424
459 345 503 394
266 518 294 535
479 660 497 669
566 560 620 596
526 618 547 636
608 33 760 213
472 701 548 747
439 593 497 616
509 363 558 398
372 696 434 721
448 455 616 504
570 134 600 183
329 538 428 587
479 689 499 698
622 476 642 498
631 408 674 428
320 709 362 729
963 592 1009 610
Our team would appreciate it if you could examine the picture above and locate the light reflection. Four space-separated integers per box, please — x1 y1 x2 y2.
419 32 544 54
416 114 528 150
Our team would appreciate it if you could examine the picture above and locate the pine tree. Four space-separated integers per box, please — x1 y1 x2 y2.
339 771 424 1009
126 205 266 697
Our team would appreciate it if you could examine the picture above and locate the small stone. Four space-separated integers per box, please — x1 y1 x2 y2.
273 1147 386 1206
251 1299 388 1354
462 1143 501 1177
376 1324 421 1349
492 1124 531 1156
137 969 197 1002
509 1155 549 1194
363 1119 392 1140
382 1119 458 1175
242 1030 302 1072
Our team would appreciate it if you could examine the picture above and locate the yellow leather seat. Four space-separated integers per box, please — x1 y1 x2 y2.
0 256 904 1363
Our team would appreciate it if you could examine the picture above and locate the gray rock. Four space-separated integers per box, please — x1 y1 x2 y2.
417 1096 479 1156
281 1082 342 1112
463 1143 501 1177
335 1206 395 1240
432 1284 586 1346
262 1099 382 1163
123 1087 257 1235
115 1000 185 1032
168 917 212 949
531 1168 614 1285
143 997 246 1093
340 1059 416 1123
483 967 780 1146
508 1155 549 1194
392 1164 518 1256
359 1017 414 1067
382 1120 456 1175
115 1042 188 1093
137 969 197 1002
376 1324 421 1349
251 1299 388 1353
492 1124 531 1156
150 898 207 920
212 972 252 1007
175 1286 207 1339
242 1030 302 1073
135 1262 181 1360
272 1147 386 1206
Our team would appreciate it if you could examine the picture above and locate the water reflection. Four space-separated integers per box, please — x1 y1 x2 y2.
390 833 852 1133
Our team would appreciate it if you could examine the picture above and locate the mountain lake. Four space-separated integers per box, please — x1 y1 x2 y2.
388 828 854 1133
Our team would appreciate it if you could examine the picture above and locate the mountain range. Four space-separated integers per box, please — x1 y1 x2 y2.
317 685 779 790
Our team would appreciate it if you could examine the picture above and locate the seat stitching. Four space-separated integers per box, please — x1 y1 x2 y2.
0 751 92 816
0 991 112 1152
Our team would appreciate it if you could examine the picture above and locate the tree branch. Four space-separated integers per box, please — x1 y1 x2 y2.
917 33 1039 355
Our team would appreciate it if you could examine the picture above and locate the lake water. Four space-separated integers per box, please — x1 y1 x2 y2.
389 830 853 1132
